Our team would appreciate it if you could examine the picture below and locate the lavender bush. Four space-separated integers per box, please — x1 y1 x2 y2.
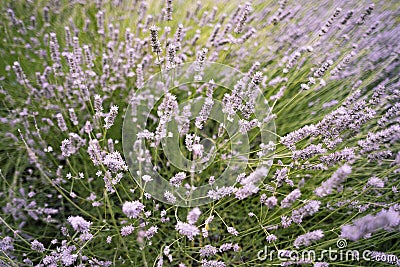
0 0 399 266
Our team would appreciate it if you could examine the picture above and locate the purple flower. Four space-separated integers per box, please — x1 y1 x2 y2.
293 230 324 248
0 237 14 252
145 226 158 240
121 224 135 236
234 3 252 34
122 201 145 219
199 245 217 258
31 240 45 252
208 186 237 200
266 234 277 243
103 151 128 172
176 221 200 240
61 139 72 157
315 164 352 197
366 176 385 188
292 200 321 224
235 183 259 200
104 105 118 129
56 113 68 132
170 172 186 188
187 207 202 225
227 226 239 236
264 196 278 209
340 209 400 241
67 216 91 233
320 148 356 166
149 25 162 54
219 243 233 252
164 191 177 203
281 189 301 208
164 0 173 21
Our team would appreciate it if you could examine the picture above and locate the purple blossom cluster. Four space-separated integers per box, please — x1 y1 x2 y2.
341 209 400 241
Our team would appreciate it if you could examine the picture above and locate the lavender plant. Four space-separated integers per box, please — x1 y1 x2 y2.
0 0 399 266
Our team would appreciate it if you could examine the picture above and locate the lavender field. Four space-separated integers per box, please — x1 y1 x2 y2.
0 0 399 266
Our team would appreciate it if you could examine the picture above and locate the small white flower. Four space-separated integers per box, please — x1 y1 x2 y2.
142 175 153 182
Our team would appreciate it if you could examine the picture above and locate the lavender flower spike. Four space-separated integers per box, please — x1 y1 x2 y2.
315 164 352 197
340 209 400 241
293 230 324 248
